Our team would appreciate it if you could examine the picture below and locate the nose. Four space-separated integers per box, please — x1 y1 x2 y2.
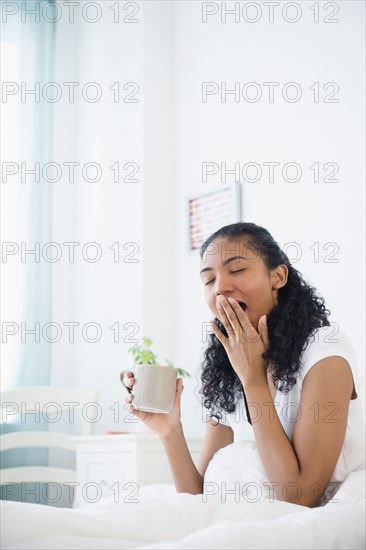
213 275 233 298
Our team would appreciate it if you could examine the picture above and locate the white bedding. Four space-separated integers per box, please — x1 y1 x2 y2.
2 442 365 550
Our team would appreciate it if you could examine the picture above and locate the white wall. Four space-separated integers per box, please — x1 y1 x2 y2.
142 2 175 371
50 1 365 437
51 2 177 435
51 4 145 433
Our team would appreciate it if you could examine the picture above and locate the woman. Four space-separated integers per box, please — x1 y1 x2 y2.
123 222 365 507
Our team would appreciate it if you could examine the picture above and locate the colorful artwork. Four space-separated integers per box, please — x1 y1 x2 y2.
187 183 241 251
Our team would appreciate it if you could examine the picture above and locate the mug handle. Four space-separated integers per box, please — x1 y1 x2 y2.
120 370 133 394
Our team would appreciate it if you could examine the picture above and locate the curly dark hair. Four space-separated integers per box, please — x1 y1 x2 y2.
199 222 331 424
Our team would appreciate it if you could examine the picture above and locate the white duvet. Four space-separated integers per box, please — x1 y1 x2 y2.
2 441 365 550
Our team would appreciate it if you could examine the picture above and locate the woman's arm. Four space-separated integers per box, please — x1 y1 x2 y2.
124 373 233 495
160 418 233 494
197 418 234 477
244 355 354 507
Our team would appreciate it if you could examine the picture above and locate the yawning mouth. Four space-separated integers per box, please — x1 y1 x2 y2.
238 301 247 312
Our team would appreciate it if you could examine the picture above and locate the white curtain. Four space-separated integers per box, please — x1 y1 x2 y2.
0 3 66 506
1 1 56 388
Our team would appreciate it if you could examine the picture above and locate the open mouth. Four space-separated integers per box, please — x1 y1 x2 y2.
238 301 247 312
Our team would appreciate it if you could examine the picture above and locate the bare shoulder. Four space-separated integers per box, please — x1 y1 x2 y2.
303 327 358 398
302 355 354 401
197 416 234 478
296 355 354 433
292 355 354 505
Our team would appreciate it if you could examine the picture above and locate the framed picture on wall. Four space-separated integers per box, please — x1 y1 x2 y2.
186 181 242 253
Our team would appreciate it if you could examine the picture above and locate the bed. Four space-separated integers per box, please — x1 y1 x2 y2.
2 440 365 550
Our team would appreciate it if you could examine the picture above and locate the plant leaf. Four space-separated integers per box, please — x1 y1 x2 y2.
176 368 191 378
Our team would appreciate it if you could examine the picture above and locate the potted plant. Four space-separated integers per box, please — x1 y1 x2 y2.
128 336 191 378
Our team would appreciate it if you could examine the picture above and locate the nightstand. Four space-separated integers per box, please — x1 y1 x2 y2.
72 433 203 507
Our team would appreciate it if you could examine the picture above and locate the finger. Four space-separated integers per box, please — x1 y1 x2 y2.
210 319 227 345
121 371 135 388
125 371 135 383
227 297 253 328
216 299 236 337
218 298 239 330
124 393 134 404
227 298 259 343
174 377 184 405
127 404 147 421
258 315 270 350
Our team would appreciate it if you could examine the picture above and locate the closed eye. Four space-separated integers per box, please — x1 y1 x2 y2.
204 269 245 286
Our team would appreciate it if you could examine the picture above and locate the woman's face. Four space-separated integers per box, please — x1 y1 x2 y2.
200 237 288 330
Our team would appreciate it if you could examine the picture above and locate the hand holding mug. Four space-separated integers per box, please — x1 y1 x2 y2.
120 366 184 438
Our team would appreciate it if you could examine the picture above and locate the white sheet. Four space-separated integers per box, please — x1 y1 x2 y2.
2 442 365 550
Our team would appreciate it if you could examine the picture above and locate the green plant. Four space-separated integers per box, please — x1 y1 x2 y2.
128 336 191 378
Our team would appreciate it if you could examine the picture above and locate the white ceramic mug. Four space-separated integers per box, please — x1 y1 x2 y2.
120 364 177 413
